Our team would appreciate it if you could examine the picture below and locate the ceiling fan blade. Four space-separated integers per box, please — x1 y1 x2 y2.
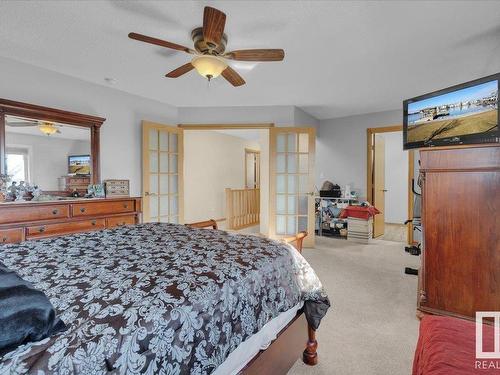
6 122 38 127
203 6 226 46
221 66 245 87
165 63 195 78
128 32 194 54
224 49 285 61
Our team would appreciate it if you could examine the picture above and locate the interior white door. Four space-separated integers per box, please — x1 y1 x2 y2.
269 127 316 247
142 121 183 224
373 135 385 237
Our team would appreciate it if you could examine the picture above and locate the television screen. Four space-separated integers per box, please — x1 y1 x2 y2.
68 155 91 175
403 74 499 149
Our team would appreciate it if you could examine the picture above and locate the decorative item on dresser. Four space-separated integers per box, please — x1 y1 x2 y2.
104 179 130 197
417 145 500 321
58 175 91 195
0 197 142 244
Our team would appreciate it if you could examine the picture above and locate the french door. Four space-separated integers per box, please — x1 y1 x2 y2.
142 121 183 224
269 127 316 247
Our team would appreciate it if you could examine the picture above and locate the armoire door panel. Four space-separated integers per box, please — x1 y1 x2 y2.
422 170 500 318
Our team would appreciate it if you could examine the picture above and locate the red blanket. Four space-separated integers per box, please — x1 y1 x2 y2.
339 205 380 220
413 316 499 375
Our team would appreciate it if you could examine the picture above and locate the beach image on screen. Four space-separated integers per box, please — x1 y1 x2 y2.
69 155 90 174
407 80 498 143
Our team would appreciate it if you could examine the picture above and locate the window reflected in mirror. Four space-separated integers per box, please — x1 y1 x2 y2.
5 115 91 193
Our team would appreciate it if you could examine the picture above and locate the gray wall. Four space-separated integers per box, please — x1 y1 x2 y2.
0 56 178 196
178 105 295 126
316 109 401 199
293 107 320 131
178 105 319 129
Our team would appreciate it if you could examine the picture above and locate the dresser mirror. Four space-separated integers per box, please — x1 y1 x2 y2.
5 115 91 195
0 99 105 201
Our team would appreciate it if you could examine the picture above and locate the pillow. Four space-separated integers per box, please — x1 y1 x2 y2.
0 261 66 355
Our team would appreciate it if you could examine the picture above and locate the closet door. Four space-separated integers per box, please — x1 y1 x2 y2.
142 121 183 224
269 127 316 247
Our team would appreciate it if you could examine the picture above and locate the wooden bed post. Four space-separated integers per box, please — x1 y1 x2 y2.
303 325 318 365
281 231 307 253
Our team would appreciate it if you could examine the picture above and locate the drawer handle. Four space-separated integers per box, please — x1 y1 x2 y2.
1 236 7 243
80 207 86 213
123 204 128 209
39 227 46 233
91 220 97 226
52 209 59 215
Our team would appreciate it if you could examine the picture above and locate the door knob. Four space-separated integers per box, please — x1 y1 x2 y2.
382 189 388 192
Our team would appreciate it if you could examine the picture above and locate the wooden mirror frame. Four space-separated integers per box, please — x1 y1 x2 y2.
0 98 105 184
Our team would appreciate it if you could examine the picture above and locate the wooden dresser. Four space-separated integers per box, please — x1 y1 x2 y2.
0 197 142 244
418 145 500 320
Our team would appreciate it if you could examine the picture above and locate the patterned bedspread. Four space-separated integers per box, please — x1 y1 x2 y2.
0 223 330 374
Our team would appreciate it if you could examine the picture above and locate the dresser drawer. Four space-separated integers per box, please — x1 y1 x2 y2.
26 219 106 239
106 215 136 228
72 200 135 217
0 228 24 244
0 205 70 225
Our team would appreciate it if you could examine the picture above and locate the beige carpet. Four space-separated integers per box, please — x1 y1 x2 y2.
289 236 420 375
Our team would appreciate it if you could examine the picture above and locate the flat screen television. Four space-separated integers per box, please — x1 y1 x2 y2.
68 154 91 175
403 73 499 149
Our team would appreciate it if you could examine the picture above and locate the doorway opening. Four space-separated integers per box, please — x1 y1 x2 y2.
245 148 260 189
367 125 414 244
183 128 266 234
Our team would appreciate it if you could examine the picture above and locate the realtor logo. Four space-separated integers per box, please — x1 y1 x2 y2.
476 312 500 359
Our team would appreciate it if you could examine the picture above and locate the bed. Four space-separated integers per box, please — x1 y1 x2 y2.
0 222 330 374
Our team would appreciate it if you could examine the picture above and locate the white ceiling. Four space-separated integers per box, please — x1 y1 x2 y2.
0 1 499 120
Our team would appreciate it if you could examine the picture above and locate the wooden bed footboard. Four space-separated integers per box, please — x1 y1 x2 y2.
185 219 218 230
186 220 317 372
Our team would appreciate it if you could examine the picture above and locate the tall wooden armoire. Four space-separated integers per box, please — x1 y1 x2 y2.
417 145 500 320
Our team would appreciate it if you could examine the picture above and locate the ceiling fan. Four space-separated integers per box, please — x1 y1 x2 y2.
128 6 285 87
6 117 62 136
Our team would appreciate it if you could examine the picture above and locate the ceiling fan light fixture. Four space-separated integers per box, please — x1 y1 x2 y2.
38 122 58 136
191 55 228 80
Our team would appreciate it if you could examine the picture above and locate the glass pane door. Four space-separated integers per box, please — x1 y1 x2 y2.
270 127 315 247
142 122 183 224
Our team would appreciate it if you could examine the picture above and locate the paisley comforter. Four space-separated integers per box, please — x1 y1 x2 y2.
0 223 330 374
